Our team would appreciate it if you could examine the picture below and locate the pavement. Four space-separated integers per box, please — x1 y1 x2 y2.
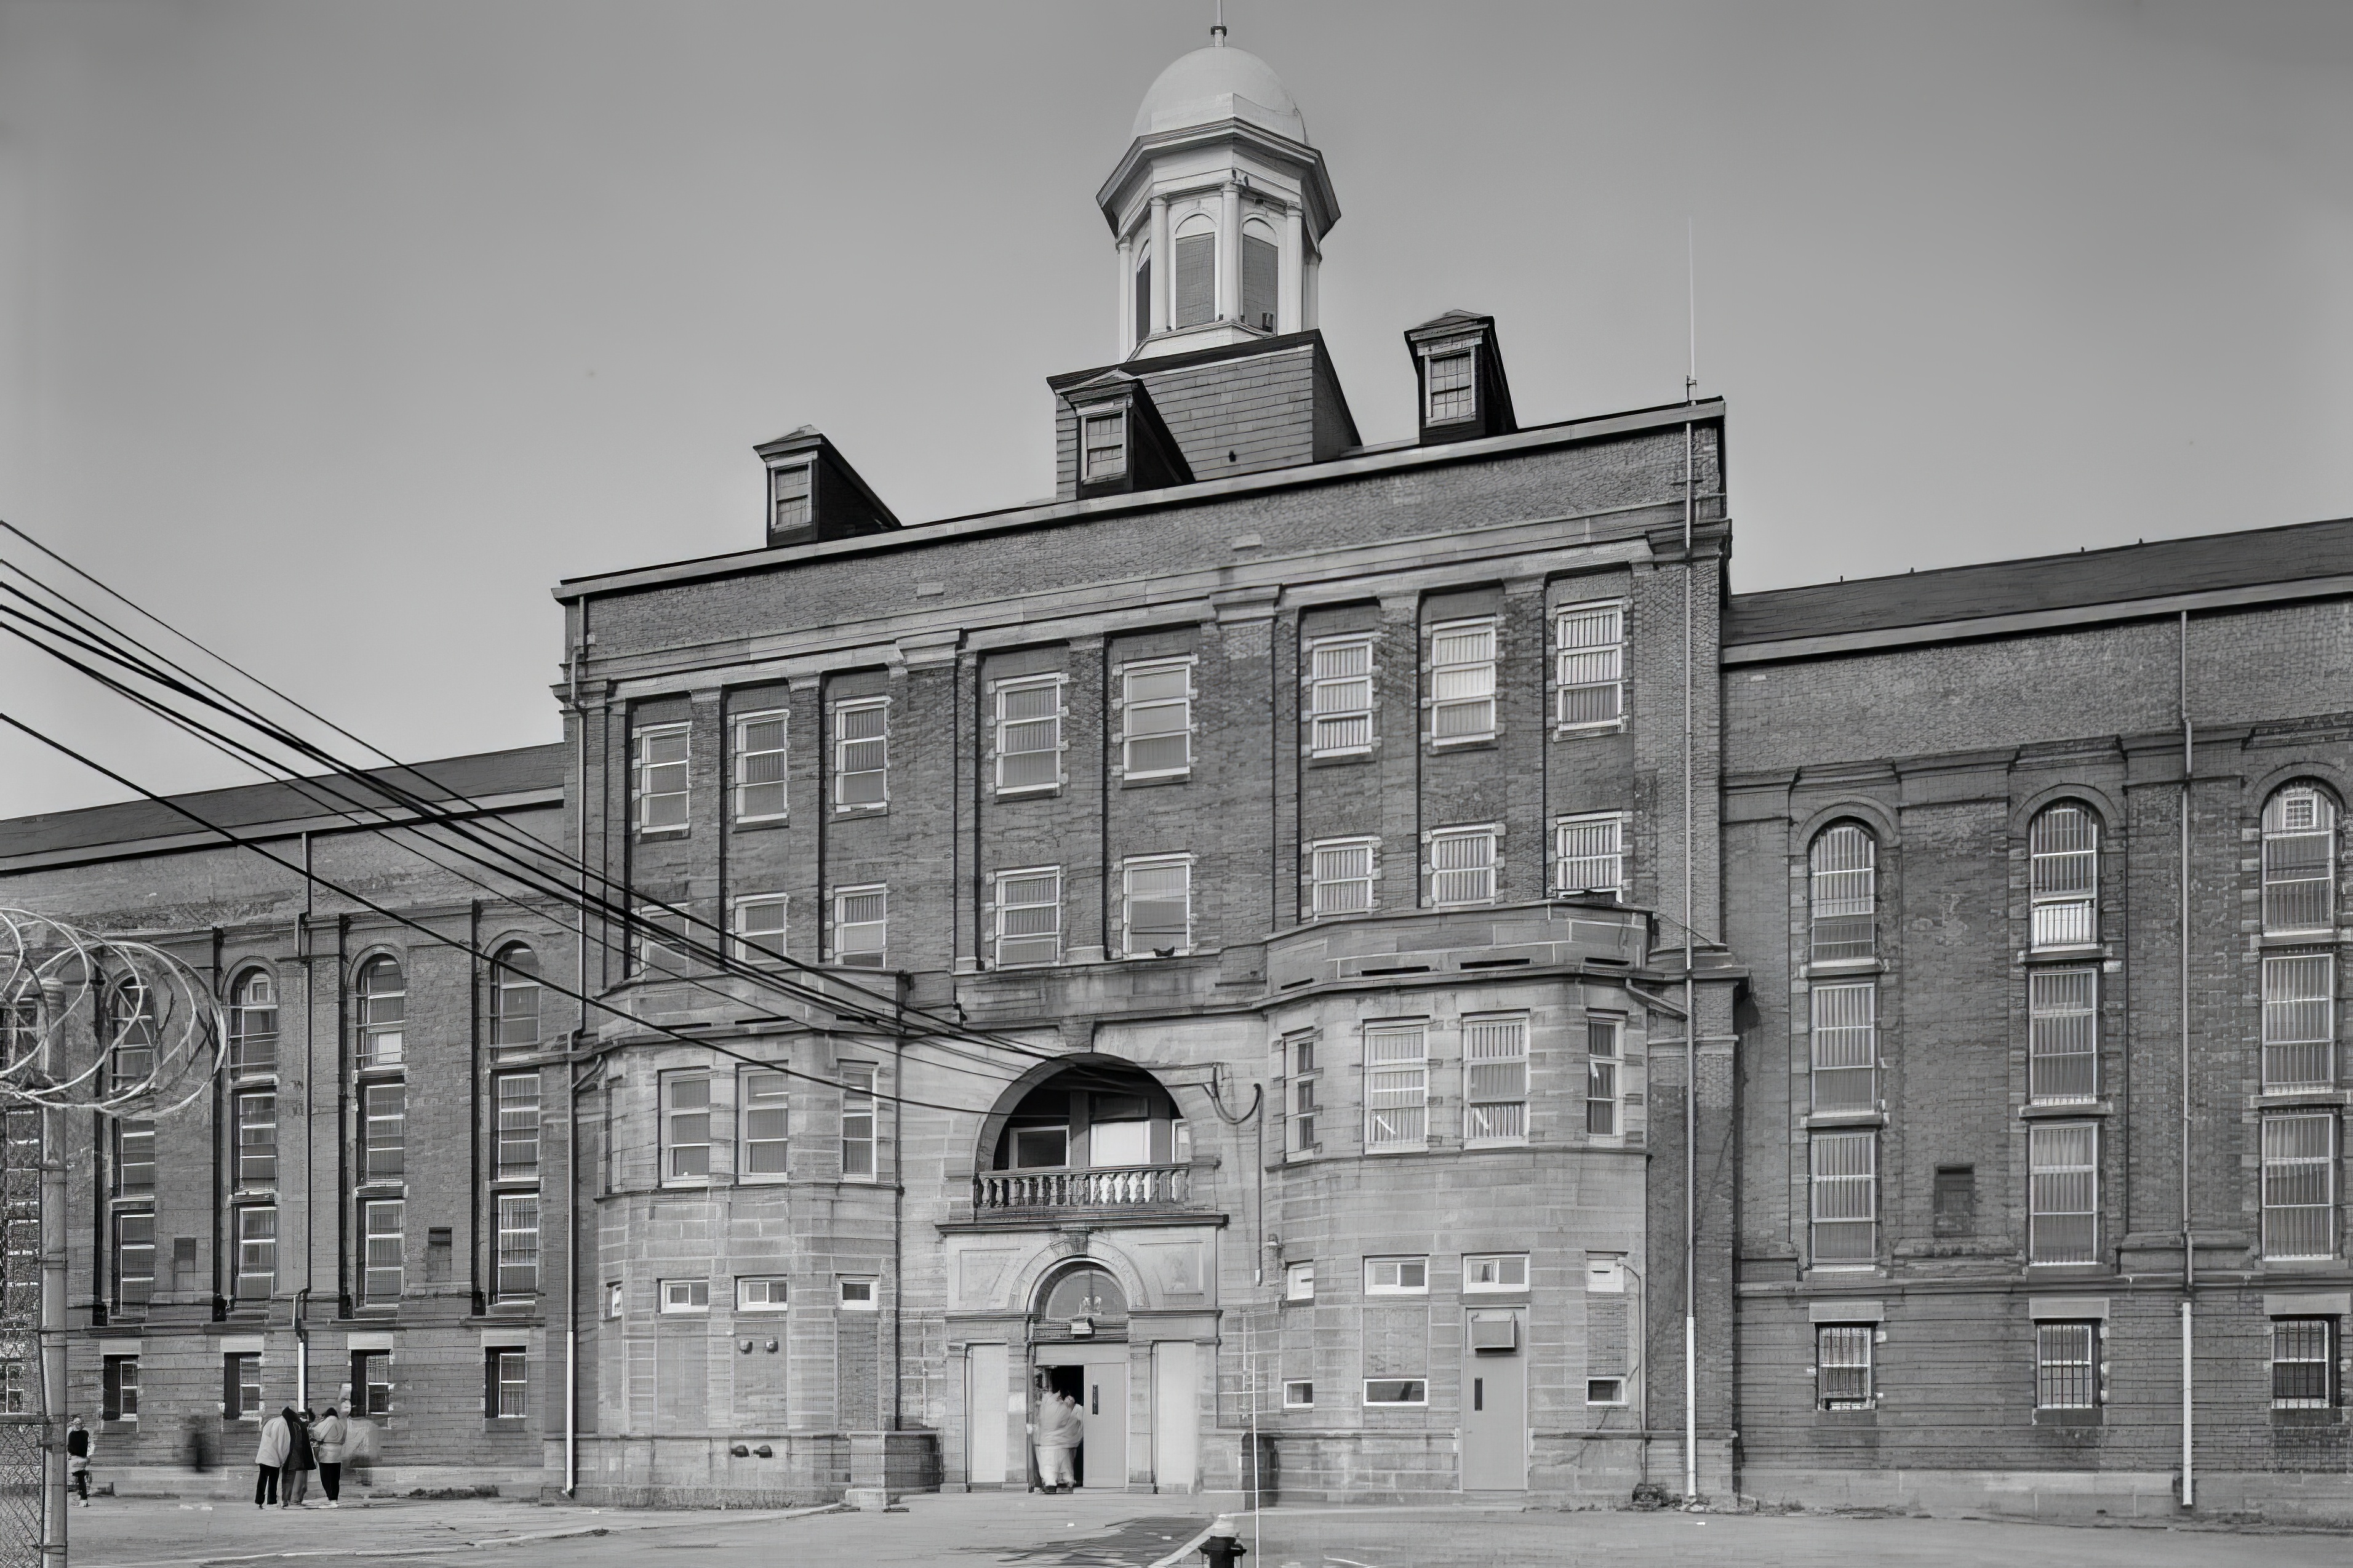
52 1487 2353 1568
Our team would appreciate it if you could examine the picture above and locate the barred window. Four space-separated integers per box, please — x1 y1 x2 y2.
1554 814 1625 899
2272 1318 2336 1409
2028 1121 2098 1264
1121 857 1192 957
2028 968 2098 1103
1586 1017 1621 1135
490 944 540 1052
1121 662 1193 778
833 698 889 808
495 1194 539 1299
833 885 887 969
840 1065 877 1180
1307 638 1375 754
1463 1014 1528 1143
237 1204 279 1301
2261 1113 2335 1262
1425 350 1474 423
633 722 689 833
495 1072 540 1181
1082 412 1127 482
1816 1324 1872 1410
114 1212 154 1318
1553 602 1624 730
230 969 278 1076
114 1116 155 1196
770 463 810 534
2029 804 2099 949
2035 1322 2099 1409
740 1068 789 1178
733 708 789 823
1428 825 1498 906
1310 838 1376 916
355 956 405 1069
1809 1130 1876 1266
994 677 1065 793
1809 982 1876 1113
107 982 155 1087
364 1082 404 1180
235 1092 276 1186
1808 824 1876 962
2263 953 2335 1091
731 894 788 966
2263 786 2337 935
1428 619 1496 742
661 1071 711 1182
1364 1024 1429 1151
993 868 1062 967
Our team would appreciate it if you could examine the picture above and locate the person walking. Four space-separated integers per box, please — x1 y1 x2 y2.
64 1416 90 1507
254 1408 291 1508
279 1406 316 1508
308 1403 346 1507
1033 1388 1082 1495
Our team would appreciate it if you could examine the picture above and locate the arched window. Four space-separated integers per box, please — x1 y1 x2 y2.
1240 217 1279 332
1173 214 1216 328
2029 804 2099 950
355 956 405 1070
2263 785 2338 935
230 970 278 1076
490 944 541 1055
1132 241 1153 348
1041 1265 1127 1327
106 980 156 1087
1808 823 1877 962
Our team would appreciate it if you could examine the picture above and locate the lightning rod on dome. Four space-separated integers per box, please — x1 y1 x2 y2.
1212 0 1226 46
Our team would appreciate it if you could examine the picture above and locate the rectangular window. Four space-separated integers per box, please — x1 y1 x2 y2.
1121 661 1193 778
1287 1032 1320 1152
993 676 1065 793
1816 1325 1874 1410
1284 1260 1315 1302
1428 825 1498 906
1428 618 1496 742
2262 1112 2336 1261
2263 953 2335 1091
833 698 889 809
353 1351 391 1418
495 1071 540 1182
1554 813 1626 899
488 1348 527 1418
2028 1121 2098 1264
631 903 690 976
1309 838 1376 917
732 708 789 823
738 1068 789 1177
1585 1378 1627 1407
236 1205 277 1300
732 893 788 966
1553 601 1624 730
114 1212 154 1316
661 1279 710 1313
1363 1378 1429 1407
2028 967 2099 1103
1809 982 1877 1113
1081 412 1127 482
1282 1380 1314 1409
1424 349 1473 423
234 1092 276 1187
114 1117 154 1196
840 1065 877 1181
738 1276 788 1311
1933 1166 1976 1238
1809 1130 1877 1266
364 1081 405 1180
833 886 887 969
1463 1014 1528 1143
1364 1256 1428 1295
1121 857 1192 957
662 1072 711 1181
495 1193 539 1299
1173 231 1215 327
770 463 810 534
1463 1254 1528 1292
2272 1318 2336 1409
361 1199 401 1305
2035 1322 2098 1409
1307 637 1375 754
1364 1023 1429 1151
2029 808 2098 949
633 722 689 834
839 1277 878 1310
230 1353 263 1419
993 868 1062 967
102 1354 140 1422
1586 1017 1621 1135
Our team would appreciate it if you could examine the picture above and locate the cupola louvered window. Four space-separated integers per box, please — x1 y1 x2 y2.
1173 232 1215 327
1808 823 1876 962
2264 786 2338 935
1242 231 1279 331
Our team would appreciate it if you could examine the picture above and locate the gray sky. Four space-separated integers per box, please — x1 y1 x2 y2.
1 1 2347 818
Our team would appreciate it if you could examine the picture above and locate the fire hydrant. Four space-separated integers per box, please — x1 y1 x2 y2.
1199 1514 1248 1568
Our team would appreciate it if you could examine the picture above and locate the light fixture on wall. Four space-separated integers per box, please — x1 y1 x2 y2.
1069 1316 1095 1338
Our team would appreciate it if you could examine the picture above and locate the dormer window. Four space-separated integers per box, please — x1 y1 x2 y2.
770 465 811 534
1082 413 1128 482
1426 350 1474 423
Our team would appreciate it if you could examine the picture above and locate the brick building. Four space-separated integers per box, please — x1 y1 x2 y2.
2 32 2347 1522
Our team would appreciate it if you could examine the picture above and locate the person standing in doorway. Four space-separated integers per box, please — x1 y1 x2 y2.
254 1407 291 1507
279 1407 316 1507
65 1416 90 1507
1034 1388 1082 1495
308 1402 345 1507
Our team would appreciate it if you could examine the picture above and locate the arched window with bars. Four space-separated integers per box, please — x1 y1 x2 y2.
229 969 278 1077
1808 823 1877 963
106 980 156 1088
2029 803 2100 950
2263 785 2338 936
490 943 541 1056
355 956 405 1070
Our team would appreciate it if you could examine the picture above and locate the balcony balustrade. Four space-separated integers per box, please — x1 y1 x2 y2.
973 1163 1192 1214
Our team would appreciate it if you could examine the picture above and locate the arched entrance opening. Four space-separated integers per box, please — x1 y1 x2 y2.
1030 1261 1134 1493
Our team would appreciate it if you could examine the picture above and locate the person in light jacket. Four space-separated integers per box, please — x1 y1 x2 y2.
254 1409 291 1507
279 1406 316 1508
308 1403 346 1507
1033 1390 1083 1494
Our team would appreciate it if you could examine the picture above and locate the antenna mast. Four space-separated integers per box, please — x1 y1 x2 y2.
1212 0 1227 46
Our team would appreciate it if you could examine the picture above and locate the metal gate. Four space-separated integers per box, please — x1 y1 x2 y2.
1 1104 46 1568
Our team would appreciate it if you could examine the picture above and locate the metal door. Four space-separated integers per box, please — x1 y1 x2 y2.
1461 1314 1527 1490
1081 1362 1127 1489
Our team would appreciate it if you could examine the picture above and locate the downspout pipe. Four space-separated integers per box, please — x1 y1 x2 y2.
1680 402 1698 1506
294 1286 311 1412
565 627 588 1498
2179 610 2195 1510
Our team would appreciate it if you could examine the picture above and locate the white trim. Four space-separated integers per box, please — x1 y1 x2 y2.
1117 852 1194 958
831 695 890 811
990 673 1068 796
989 864 1064 969
730 706 789 824
1116 656 1196 781
730 892 788 966
631 721 691 836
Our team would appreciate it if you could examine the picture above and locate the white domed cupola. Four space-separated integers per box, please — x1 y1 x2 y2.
1099 28 1340 361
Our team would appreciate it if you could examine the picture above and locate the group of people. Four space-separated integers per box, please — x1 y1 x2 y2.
253 1402 348 1508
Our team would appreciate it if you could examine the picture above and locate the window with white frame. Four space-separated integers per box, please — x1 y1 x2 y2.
738 1276 788 1311
1428 825 1498 906
732 708 788 823
770 463 810 534
1363 1378 1428 1406
1424 348 1474 423
1810 982 1877 1113
102 1354 139 1422
1121 660 1193 778
362 1082 404 1180
2027 1121 2097 1264
2263 952 2335 1091
1463 1254 1528 1292
993 676 1064 793
993 868 1062 967
839 1065 877 1180
234 1092 274 1186
633 722 689 834
1816 1324 1874 1410
1364 1256 1428 1295
230 969 278 1075
740 1068 788 1178
2264 786 2338 935
1428 619 1496 743
1285 1031 1320 1153
359 1199 397 1305
1463 1014 1528 1143
1309 837 1376 917
1553 601 1624 730
1282 1380 1314 1409
238 1204 279 1300
1808 823 1876 962
495 1193 538 1298
839 1277 878 1310
1121 857 1192 956
631 903 689 975
1586 1017 1621 1135
1284 1260 1315 1302
833 698 889 809
2262 1112 2335 1261
2034 1321 2099 1409
1307 636 1376 754
490 945 539 1054
1585 1377 1627 1407
661 1279 711 1314
494 1071 540 1181
2272 1318 2336 1409
2028 968 2098 1103
112 1117 154 1198
1081 411 1127 482
1554 814 1625 899
833 885 887 969
113 1212 153 1316
661 1071 711 1182
1364 1023 1429 1151
106 982 155 1086
355 956 405 1070
732 894 788 965
489 1348 528 1418
1809 1129 1877 1266
2028 804 2099 948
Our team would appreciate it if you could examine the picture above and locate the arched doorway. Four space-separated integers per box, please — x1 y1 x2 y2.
1031 1262 1132 1492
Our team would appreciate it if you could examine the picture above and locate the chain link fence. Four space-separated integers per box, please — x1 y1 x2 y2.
2 1103 48 1568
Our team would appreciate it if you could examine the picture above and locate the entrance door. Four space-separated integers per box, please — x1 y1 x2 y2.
1079 1362 1127 1489
1461 1314 1527 1490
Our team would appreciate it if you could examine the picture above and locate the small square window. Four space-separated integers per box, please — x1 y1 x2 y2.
839 1278 878 1310
1284 1261 1315 1302
1362 1378 1428 1407
1585 1377 1626 1407
737 1277 788 1312
1282 1380 1314 1409
660 1279 711 1314
1463 1254 1528 1292
1365 1257 1428 1295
